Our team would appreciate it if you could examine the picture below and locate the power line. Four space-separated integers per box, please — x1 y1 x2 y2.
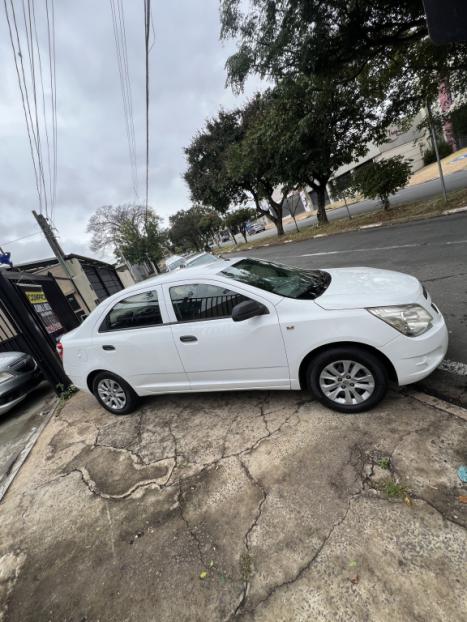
144 0 151 221
3 0 57 221
0 231 41 246
4 0 43 214
109 0 138 198
45 0 58 220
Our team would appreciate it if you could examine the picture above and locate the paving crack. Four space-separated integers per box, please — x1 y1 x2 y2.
242 495 357 618
177 479 208 568
232 455 268 618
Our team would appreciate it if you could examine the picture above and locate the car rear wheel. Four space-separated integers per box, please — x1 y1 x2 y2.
92 372 139 415
307 346 388 413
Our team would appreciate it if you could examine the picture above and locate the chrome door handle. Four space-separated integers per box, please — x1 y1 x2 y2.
179 335 197 343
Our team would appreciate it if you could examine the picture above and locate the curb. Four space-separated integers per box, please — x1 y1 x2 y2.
409 391 467 422
0 397 59 503
442 205 467 215
359 223 382 229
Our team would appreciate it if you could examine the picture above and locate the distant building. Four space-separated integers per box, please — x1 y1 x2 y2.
16 254 125 319
329 112 431 195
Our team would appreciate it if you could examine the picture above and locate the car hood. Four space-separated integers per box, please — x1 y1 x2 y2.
316 267 422 310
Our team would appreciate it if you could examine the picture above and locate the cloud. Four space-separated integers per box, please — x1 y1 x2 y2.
0 0 261 265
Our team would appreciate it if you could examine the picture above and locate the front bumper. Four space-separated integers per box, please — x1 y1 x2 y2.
381 314 448 386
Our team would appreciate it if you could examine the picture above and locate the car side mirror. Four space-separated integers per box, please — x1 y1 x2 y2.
232 299 268 322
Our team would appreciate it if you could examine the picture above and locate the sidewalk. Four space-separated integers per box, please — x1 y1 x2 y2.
1 389 466 621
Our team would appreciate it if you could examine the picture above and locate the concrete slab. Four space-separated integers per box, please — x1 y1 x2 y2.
0 389 466 621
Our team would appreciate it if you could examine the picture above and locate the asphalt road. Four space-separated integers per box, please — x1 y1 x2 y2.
226 170 467 245
228 212 467 404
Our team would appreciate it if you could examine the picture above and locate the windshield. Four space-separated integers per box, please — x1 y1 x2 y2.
222 258 331 300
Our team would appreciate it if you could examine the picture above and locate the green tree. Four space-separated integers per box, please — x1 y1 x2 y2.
184 111 246 214
168 206 222 253
87 205 167 273
225 207 256 243
220 0 467 117
185 96 291 236
249 77 381 224
351 156 412 210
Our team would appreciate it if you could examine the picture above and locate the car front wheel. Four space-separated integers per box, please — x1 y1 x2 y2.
92 371 139 415
307 346 388 413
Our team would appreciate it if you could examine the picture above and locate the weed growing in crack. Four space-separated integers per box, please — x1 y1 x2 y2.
379 479 409 499
377 457 391 470
240 552 253 581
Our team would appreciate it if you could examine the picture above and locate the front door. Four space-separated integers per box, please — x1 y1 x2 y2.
163 280 289 390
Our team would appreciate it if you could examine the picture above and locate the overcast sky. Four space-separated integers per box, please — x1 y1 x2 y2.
0 0 259 265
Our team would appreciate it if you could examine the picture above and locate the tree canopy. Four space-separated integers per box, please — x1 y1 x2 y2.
224 206 256 242
87 205 167 272
249 76 383 223
220 0 467 116
185 96 292 235
168 206 223 253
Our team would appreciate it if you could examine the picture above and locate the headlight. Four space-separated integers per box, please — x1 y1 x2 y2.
367 304 433 337
0 372 14 384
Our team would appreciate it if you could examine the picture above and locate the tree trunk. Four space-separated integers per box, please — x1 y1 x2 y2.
316 186 329 225
275 218 285 236
382 196 390 210
228 228 238 245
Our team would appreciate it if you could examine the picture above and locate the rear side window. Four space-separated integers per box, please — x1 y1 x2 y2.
169 283 248 322
100 290 162 331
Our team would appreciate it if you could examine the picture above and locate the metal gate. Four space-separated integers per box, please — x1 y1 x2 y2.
0 270 79 392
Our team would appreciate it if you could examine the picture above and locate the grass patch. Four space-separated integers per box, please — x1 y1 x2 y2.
219 187 467 255
379 479 409 499
239 552 253 581
377 457 391 470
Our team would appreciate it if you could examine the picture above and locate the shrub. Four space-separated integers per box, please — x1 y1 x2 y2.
352 156 412 210
422 141 452 166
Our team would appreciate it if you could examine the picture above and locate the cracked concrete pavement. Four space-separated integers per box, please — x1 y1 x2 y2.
0 388 466 621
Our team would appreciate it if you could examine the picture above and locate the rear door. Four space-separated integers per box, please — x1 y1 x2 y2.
163 279 289 391
92 286 189 394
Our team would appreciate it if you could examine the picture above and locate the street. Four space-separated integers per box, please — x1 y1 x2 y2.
228 212 467 404
226 170 467 244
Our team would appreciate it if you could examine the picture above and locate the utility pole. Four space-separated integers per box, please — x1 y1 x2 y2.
426 99 448 203
32 211 91 312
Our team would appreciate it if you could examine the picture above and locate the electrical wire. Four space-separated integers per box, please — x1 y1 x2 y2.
144 0 151 222
0 231 41 246
3 0 42 214
3 0 57 222
109 0 139 198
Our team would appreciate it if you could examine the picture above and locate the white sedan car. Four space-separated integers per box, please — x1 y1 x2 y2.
60 258 448 415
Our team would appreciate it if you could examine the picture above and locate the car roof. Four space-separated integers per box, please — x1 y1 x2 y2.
109 256 239 299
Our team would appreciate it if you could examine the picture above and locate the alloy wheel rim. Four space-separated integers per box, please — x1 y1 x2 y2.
319 360 375 406
97 378 127 410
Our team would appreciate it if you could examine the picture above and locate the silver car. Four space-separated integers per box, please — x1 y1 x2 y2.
0 352 42 415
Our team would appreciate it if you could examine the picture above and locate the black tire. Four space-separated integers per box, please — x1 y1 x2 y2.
92 371 139 415
307 346 388 414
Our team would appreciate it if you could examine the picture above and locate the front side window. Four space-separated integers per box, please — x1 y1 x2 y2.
170 283 248 322
222 258 331 300
101 290 162 331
